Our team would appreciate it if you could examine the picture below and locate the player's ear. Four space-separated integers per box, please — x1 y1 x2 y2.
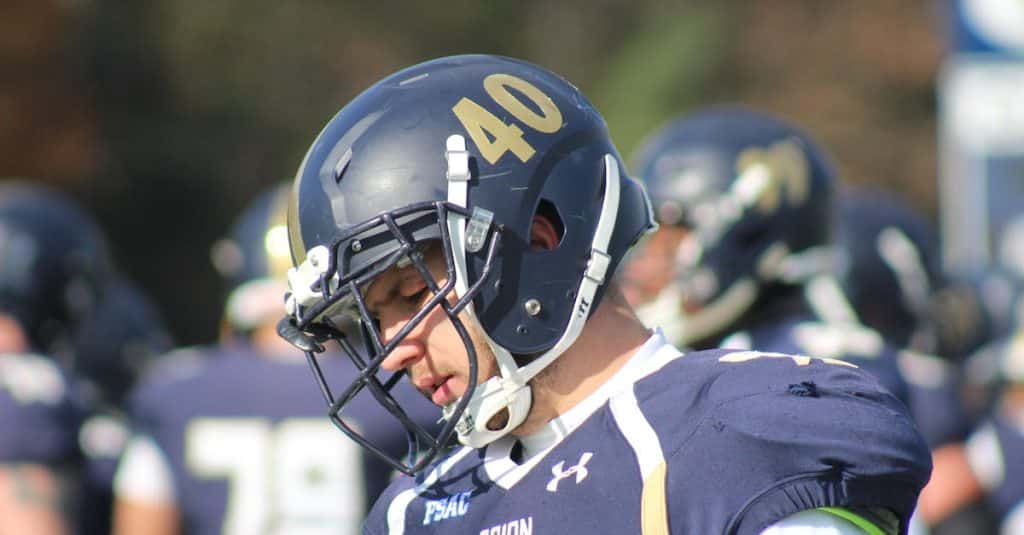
529 214 560 251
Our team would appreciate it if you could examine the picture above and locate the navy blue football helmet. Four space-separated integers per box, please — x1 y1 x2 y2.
278 55 654 474
211 182 292 336
836 186 944 350
0 181 114 355
628 107 837 348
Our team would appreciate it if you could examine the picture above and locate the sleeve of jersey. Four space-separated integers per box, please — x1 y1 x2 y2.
0 378 82 463
660 354 932 535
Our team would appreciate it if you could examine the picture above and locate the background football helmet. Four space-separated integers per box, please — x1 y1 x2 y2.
280 55 654 473
72 279 173 407
210 182 292 336
835 186 945 351
0 180 114 356
629 107 837 348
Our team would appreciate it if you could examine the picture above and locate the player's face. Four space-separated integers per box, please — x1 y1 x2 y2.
621 225 689 307
365 247 499 408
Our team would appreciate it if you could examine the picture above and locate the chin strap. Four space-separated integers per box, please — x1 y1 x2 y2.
444 138 621 447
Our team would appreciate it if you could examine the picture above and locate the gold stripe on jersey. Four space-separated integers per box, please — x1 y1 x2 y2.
641 461 669 535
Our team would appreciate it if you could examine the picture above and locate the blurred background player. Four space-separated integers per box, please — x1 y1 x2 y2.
835 186 944 353
957 328 1024 535
0 180 114 534
833 186 990 534
922 213 1024 382
835 186 972 444
622 107 906 395
621 107 977 534
954 215 1024 426
112 182 438 535
74 279 174 535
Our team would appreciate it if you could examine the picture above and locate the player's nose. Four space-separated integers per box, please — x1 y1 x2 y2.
377 313 426 372
380 339 426 372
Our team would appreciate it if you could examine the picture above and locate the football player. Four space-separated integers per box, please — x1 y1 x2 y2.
624 108 910 400
112 182 437 535
74 280 173 535
0 181 114 534
834 187 986 532
835 186 944 352
834 187 973 443
277 55 931 534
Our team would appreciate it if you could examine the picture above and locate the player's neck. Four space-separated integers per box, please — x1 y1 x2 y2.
512 292 652 437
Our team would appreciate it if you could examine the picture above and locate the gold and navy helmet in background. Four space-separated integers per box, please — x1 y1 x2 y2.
628 107 838 348
211 182 292 336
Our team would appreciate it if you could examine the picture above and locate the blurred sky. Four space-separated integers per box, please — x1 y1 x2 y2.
1 0 950 344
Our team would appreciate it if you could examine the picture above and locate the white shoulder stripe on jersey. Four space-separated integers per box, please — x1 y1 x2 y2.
386 445 477 535
609 386 665 480
486 332 686 489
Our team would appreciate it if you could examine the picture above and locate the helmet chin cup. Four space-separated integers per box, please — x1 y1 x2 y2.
450 375 533 449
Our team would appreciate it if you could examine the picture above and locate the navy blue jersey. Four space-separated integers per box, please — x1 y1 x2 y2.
966 413 1024 530
366 338 931 535
720 316 910 404
722 316 970 447
125 346 439 535
0 353 82 464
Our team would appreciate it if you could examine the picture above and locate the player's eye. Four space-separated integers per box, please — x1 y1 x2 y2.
400 286 430 310
398 272 429 301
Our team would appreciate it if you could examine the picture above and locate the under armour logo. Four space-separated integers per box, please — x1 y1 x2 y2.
545 452 593 492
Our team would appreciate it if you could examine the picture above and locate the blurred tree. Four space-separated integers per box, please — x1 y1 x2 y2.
590 1 734 160
0 0 944 345
0 0 103 184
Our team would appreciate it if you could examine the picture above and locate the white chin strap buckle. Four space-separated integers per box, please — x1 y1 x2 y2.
451 376 533 449
284 245 334 318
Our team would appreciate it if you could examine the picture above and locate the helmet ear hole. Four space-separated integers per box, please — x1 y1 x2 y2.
532 199 565 250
